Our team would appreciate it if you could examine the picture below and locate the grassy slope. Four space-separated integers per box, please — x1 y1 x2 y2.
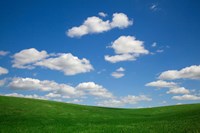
0 96 200 133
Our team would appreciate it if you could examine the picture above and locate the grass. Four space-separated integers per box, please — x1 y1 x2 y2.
0 96 200 133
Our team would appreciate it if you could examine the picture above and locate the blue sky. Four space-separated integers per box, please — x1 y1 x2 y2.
0 0 200 108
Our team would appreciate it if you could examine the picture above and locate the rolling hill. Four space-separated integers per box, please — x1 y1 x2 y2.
0 96 200 133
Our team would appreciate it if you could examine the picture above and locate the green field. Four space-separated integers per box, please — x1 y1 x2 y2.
0 96 200 133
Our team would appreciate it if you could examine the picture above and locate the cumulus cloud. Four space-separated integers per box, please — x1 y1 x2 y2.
110 36 148 54
145 80 177 88
159 65 200 80
98 12 107 17
0 51 9 56
12 48 49 69
105 54 136 63
0 67 9 75
105 36 149 63
7 77 113 99
110 13 133 28
111 72 124 78
167 87 190 94
8 77 77 96
76 82 114 98
97 95 152 107
111 67 125 78
172 94 200 100
12 48 93 75
1 77 153 107
67 13 132 37
146 80 190 94
3 93 47 100
35 53 93 75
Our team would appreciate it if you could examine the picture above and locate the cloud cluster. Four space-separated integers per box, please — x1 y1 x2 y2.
159 65 200 80
12 48 93 75
105 36 149 63
111 67 125 78
172 94 200 100
7 77 113 99
2 92 85 103
35 53 93 75
1 77 152 107
146 65 200 101
0 67 9 75
146 80 190 94
97 95 152 107
67 13 133 37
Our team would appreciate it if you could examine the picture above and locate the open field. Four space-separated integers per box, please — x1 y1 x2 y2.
0 96 200 133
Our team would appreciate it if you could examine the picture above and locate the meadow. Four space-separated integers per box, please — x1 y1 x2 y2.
0 96 200 133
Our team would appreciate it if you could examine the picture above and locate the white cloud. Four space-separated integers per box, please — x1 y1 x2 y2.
98 95 152 107
116 67 125 72
45 93 61 98
12 48 93 76
111 72 124 78
9 77 42 90
2 92 85 104
145 80 177 88
167 87 190 94
35 53 93 75
4 93 47 100
67 13 132 37
1 77 153 107
76 82 114 98
8 77 77 97
172 94 200 100
0 51 9 56
111 67 125 78
12 48 49 69
121 95 152 104
159 65 200 80
146 80 190 94
105 54 136 63
0 67 9 75
7 77 114 99
105 36 149 63
151 42 157 47
110 36 148 55
110 13 133 29
97 99 124 107
98 12 107 17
